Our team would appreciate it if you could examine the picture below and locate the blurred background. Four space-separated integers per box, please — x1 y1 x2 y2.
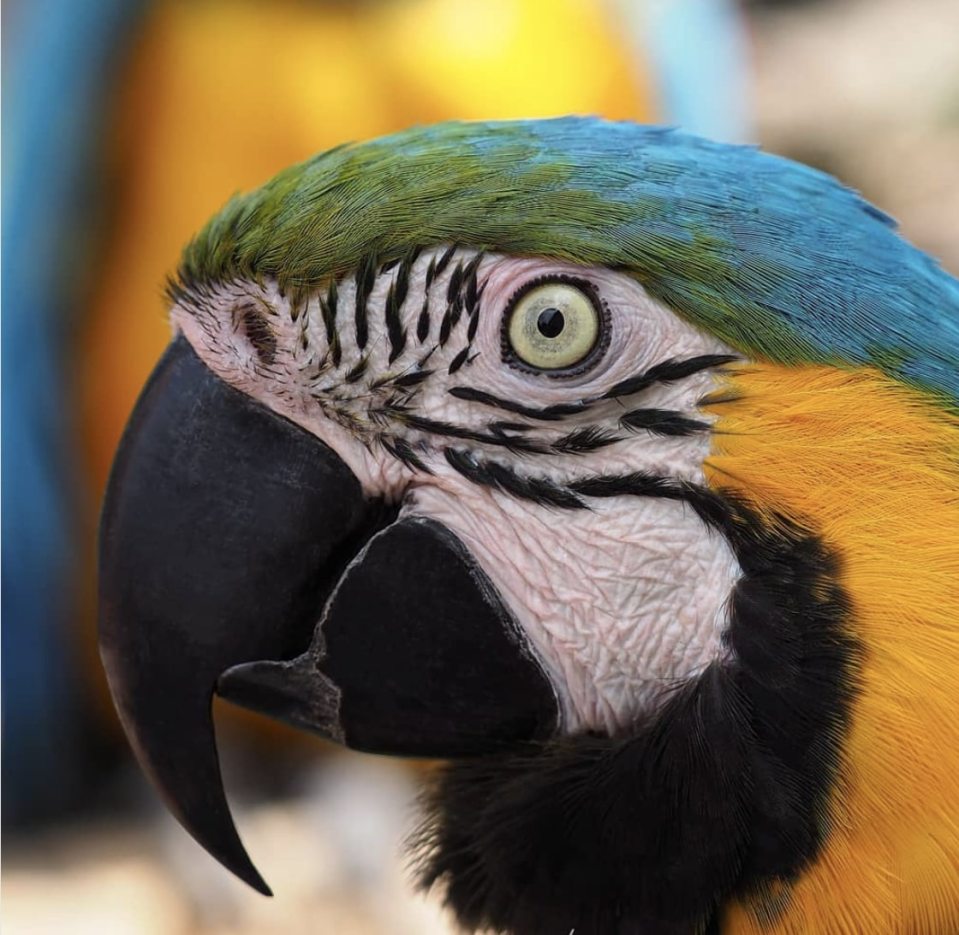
2 0 956 931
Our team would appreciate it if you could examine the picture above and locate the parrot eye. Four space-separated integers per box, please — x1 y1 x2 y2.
504 279 605 374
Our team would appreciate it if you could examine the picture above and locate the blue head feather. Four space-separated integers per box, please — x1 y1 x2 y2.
180 117 959 407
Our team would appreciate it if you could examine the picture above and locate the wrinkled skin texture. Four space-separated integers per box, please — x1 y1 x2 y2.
174 249 740 733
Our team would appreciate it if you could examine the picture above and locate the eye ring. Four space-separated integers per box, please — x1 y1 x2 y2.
501 276 609 377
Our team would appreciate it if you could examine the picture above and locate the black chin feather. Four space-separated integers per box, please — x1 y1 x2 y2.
411 497 860 935
413 668 749 935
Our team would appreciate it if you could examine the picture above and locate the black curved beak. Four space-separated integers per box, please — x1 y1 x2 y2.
98 337 374 894
99 336 559 895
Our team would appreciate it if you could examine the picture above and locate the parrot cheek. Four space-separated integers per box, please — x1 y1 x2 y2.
401 483 742 733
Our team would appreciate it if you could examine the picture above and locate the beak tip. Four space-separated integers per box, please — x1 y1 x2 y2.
235 861 273 898
166 781 273 898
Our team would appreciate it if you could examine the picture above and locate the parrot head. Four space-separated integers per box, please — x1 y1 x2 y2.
99 119 959 934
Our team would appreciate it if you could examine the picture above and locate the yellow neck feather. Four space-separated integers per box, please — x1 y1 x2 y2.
707 364 959 934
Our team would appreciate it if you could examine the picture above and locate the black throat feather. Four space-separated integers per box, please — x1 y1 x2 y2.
411 493 861 935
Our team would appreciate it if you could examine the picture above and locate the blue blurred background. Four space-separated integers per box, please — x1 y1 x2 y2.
2 0 956 931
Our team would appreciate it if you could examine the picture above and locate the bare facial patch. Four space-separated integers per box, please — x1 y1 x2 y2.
171 247 742 731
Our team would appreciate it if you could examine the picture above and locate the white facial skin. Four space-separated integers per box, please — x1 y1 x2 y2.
172 247 742 733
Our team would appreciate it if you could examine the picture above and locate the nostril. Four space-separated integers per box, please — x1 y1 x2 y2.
237 302 277 366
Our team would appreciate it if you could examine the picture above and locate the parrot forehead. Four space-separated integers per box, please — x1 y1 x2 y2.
173 117 959 408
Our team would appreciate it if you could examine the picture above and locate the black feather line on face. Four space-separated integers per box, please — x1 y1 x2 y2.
354 253 377 351
320 280 338 344
375 401 703 469
395 246 420 303
447 387 590 421
445 258 484 374
435 251 483 352
385 281 407 364
439 278 461 349
381 436 433 474
344 355 369 384
416 298 431 345
446 261 465 312
385 246 421 364
568 470 691 501
449 353 739 421
443 448 585 507
549 426 621 454
433 243 457 281
411 495 861 935
402 421 550 455
620 408 710 436
442 454 705 507
466 309 480 343
461 251 483 307
318 279 342 368
423 255 438 291
447 347 471 375
390 368 434 389
602 354 740 400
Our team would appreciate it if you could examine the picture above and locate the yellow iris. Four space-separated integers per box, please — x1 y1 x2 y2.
506 282 601 371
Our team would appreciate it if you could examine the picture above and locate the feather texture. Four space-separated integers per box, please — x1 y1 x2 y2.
709 363 959 933
173 118 959 408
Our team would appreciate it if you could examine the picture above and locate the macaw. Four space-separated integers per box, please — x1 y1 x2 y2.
73 0 672 768
99 118 959 934
3 0 749 825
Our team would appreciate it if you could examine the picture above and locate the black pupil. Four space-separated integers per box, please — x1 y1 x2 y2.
537 308 565 338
